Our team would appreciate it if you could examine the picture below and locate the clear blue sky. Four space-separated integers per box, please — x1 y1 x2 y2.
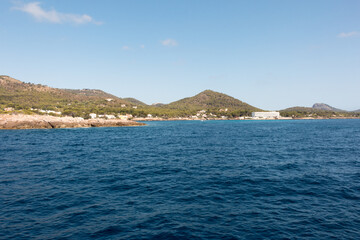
1 0 359 110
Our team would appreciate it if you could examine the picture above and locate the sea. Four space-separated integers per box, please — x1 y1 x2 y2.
1 119 359 239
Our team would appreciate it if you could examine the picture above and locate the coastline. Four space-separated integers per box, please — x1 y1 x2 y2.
134 116 360 121
0 114 145 130
1 114 359 130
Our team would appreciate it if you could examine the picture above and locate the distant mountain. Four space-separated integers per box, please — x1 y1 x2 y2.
123 98 147 106
281 106 321 112
312 103 345 112
165 90 261 111
152 103 165 107
279 104 360 118
282 103 348 114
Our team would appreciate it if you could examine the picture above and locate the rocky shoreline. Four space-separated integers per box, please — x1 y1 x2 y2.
133 116 360 121
0 114 145 130
1 114 358 130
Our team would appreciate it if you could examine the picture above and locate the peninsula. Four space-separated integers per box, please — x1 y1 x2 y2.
1 75 359 129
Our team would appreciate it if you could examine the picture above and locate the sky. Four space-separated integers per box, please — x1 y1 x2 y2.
0 0 359 110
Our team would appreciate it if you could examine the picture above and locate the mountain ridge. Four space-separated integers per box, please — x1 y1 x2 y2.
0 76 262 117
1 75 359 118
0 75 128 102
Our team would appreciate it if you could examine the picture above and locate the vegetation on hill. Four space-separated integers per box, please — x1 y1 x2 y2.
0 75 134 117
122 98 147 106
1 75 359 119
164 90 261 117
0 76 264 118
280 106 359 118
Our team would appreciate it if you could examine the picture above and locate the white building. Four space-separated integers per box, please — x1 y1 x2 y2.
38 109 61 115
4 107 14 112
252 112 280 119
118 115 129 120
89 113 97 119
105 114 116 119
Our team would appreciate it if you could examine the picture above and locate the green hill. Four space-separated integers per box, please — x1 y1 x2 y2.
0 75 120 100
0 77 262 118
0 75 135 117
279 106 358 118
282 106 322 112
166 90 261 111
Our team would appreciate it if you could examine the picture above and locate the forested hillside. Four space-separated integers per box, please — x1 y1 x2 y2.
0 76 263 118
2 75 359 119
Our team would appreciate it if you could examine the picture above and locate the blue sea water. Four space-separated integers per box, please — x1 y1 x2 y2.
0 119 360 239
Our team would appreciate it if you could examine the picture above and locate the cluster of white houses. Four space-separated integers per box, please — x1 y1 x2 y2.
189 110 228 120
89 113 134 120
120 104 138 109
3 105 283 120
189 110 282 120
86 111 282 120
251 111 280 119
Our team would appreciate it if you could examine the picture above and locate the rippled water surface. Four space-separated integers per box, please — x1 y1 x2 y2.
1 120 360 239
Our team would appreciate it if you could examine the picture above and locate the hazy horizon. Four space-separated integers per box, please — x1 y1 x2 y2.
1 0 359 110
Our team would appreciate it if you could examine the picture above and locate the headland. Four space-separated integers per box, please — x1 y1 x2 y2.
0 114 145 130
